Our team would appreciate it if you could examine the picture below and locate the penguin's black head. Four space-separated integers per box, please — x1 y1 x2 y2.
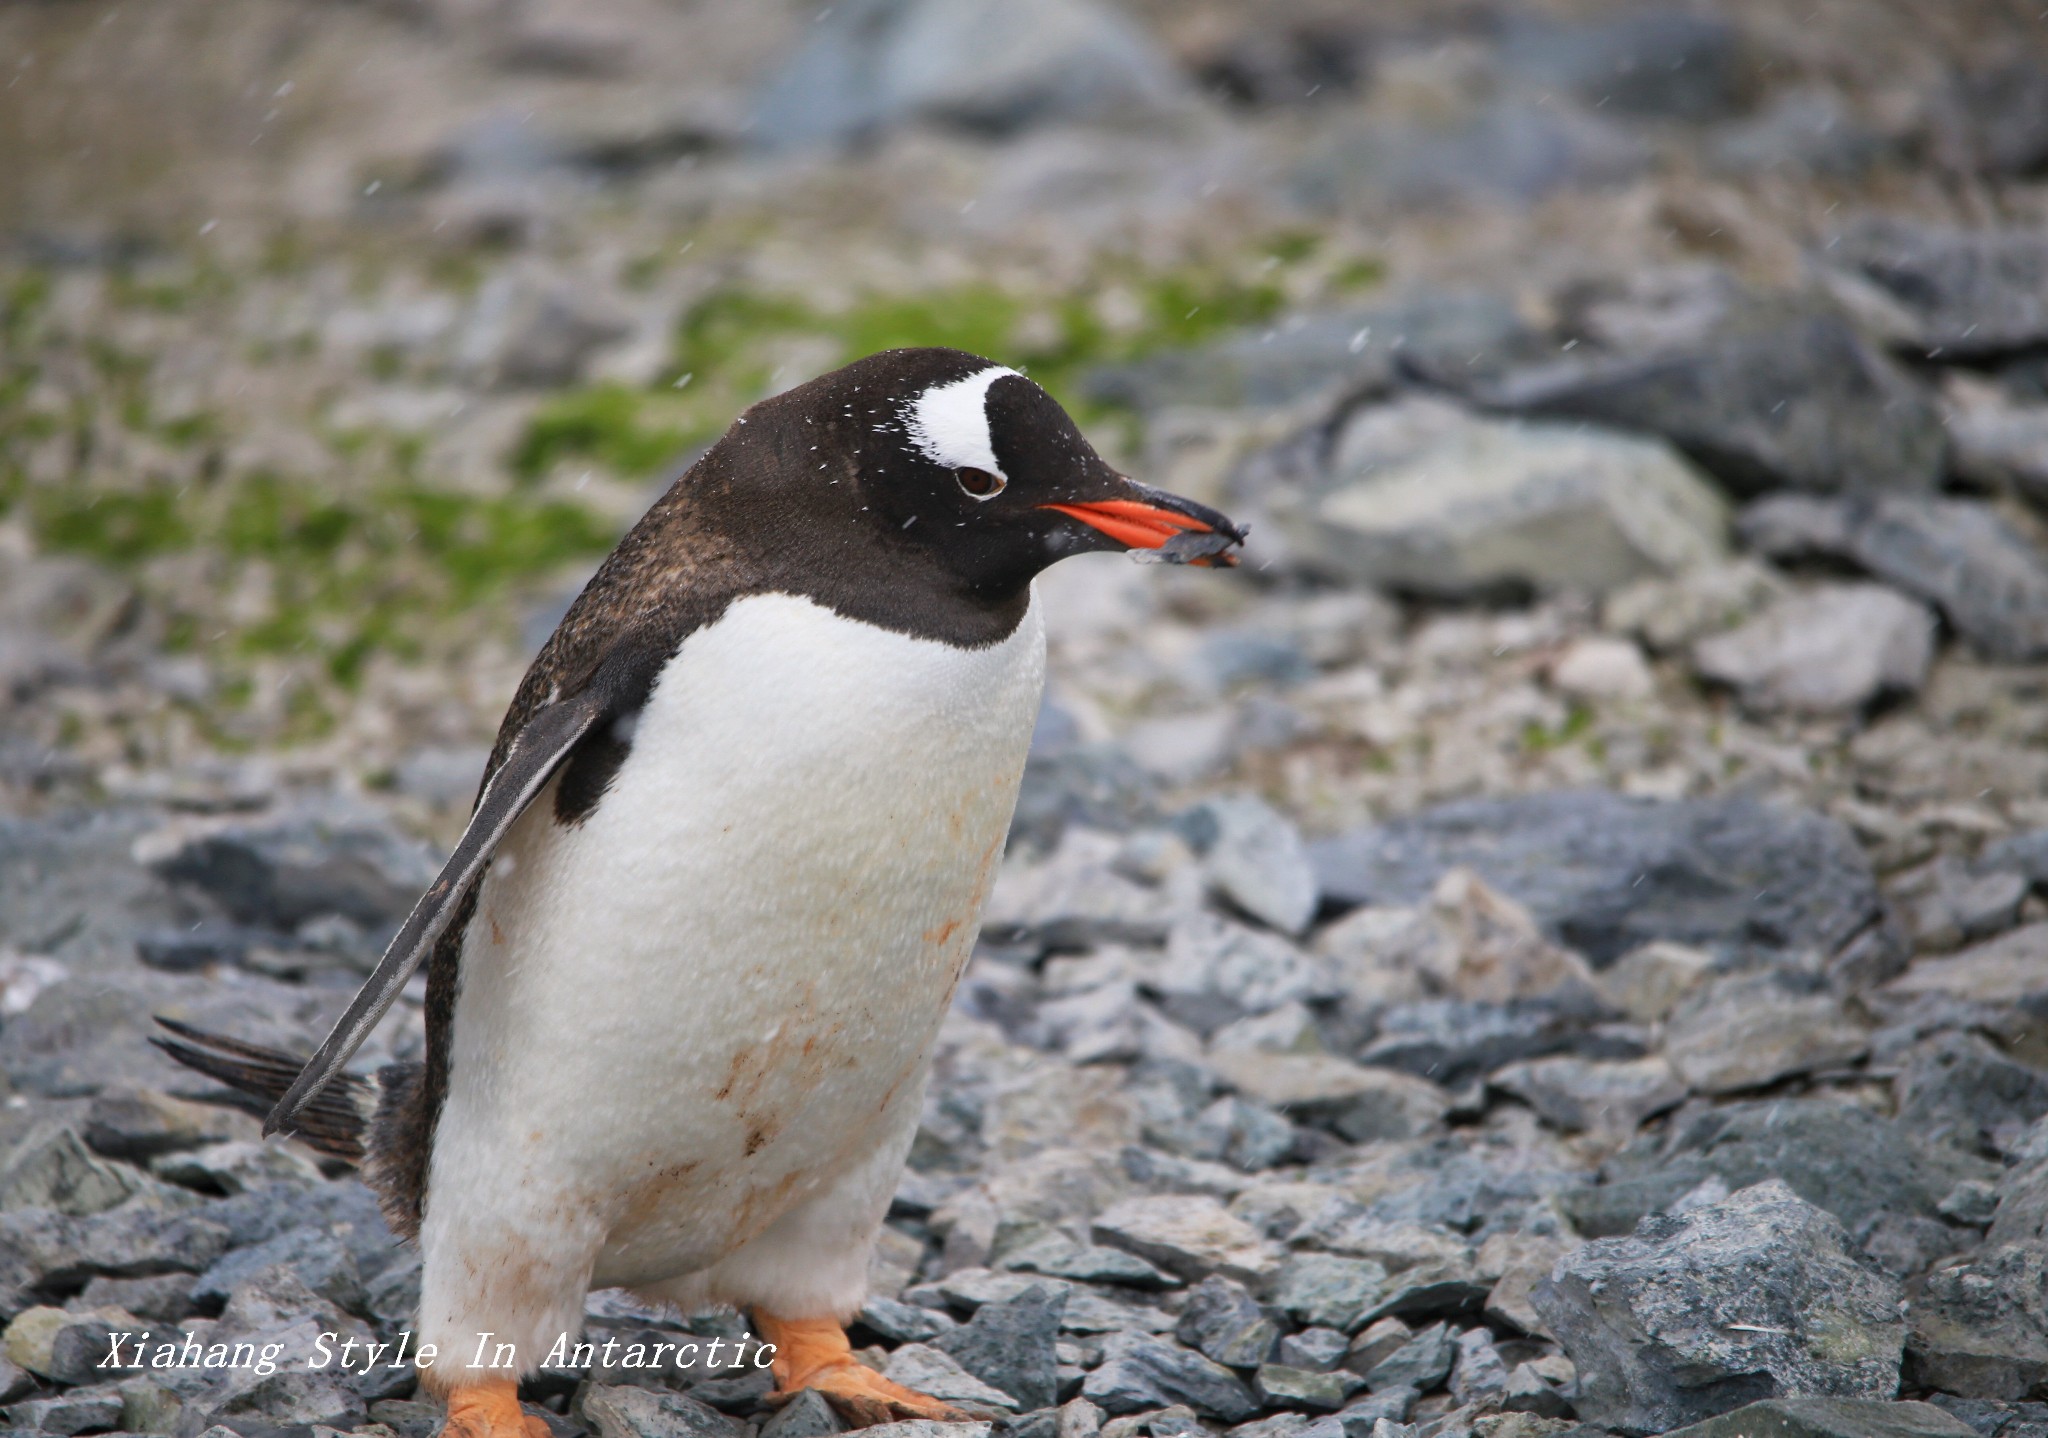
735 347 1245 606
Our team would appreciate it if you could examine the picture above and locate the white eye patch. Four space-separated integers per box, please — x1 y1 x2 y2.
903 365 1020 480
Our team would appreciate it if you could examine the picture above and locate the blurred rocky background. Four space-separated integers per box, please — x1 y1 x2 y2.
4 1 2048 1437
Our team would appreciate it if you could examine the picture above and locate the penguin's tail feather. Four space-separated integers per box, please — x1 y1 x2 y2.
150 1017 373 1163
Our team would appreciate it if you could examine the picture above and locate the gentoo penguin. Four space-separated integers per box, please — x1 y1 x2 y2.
156 346 1244 1437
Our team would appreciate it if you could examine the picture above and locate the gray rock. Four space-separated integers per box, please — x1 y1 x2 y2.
1011 747 1161 856
75 1272 195 1322
1500 11 1746 120
1446 1329 1508 1411
1082 1333 1259 1421
1185 797 1318 937
1938 1180 2000 1227
0 1355 33 1404
1487 1055 1686 1135
1888 856 2031 953
0 1196 231 1316
885 1345 1020 1412
204 1178 403 1282
1711 89 1896 179
1661 1398 1978 1437
1947 399 2048 512
1093 292 1542 418
748 0 1187 149
42 1315 134 1385
1205 1051 1451 1141
1092 1196 1281 1288
1362 1326 1455 1394
1533 1181 1906 1435
1975 828 2048 891
1991 1128 2048 1246
1277 1331 1349 1373
583 1383 747 1438
1248 398 1727 599
1502 1362 1572 1420
1153 915 1338 1028
81 1087 260 1163
370 1397 445 1438
152 1138 325 1195
1662 972 1868 1096
761 1389 848 1438
1176 1277 1280 1369
1254 1365 1365 1414
1294 100 1648 211
470 279 632 390
935 1285 1067 1411
1268 1255 1388 1334
189 1224 365 1314
0 1123 142 1216
1358 998 1620 1091
859 1425 994 1438
1342 1319 1414 1379
999 1233 1176 1292
1739 494 2048 660
1897 1031 2048 1155
1932 62 2048 176
1185 1098 1299 1174
1826 220 2048 360
1565 1098 1997 1238
1482 296 1943 497
1335 1387 1417 1431
1310 790 1884 968
205 1367 369 1431
861 1298 959 1344
1693 584 1937 716
147 807 438 932
1 1388 124 1435
1905 1244 2048 1400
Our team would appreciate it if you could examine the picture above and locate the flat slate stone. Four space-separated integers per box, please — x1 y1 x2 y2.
1659 1398 1976 1438
1309 790 1881 968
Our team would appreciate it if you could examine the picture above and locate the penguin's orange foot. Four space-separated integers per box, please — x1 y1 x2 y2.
800 1361 969 1426
438 1376 552 1438
755 1312 968 1427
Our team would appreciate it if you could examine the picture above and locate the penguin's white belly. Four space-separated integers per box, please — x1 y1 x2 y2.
427 591 1044 1291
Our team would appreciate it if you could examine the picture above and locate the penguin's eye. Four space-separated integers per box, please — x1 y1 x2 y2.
954 467 1006 501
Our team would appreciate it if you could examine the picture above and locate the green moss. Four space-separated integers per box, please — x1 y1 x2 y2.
31 480 194 563
510 382 708 483
1522 704 1595 753
1331 255 1388 293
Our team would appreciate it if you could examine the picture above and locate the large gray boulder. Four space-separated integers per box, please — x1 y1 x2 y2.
1308 790 1883 968
1692 583 1936 716
748 0 1188 149
1904 1244 2048 1400
1533 1181 1906 1435
1245 397 1728 598
1479 293 1944 498
1825 219 2048 360
1739 494 2048 660
1562 1098 1997 1240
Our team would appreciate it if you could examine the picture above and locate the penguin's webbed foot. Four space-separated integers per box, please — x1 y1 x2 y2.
800 1361 969 1427
756 1312 968 1428
437 1376 553 1438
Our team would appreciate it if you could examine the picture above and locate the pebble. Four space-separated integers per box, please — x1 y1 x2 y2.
1692 583 1937 716
1090 1196 1283 1287
1082 1333 1260 1422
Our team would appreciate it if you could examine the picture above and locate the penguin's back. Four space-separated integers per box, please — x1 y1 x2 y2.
416 588 1044 1287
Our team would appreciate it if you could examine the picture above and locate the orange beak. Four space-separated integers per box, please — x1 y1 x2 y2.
1040 498 1243 567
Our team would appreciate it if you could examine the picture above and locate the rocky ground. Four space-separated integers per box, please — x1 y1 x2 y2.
5 1 2048 1437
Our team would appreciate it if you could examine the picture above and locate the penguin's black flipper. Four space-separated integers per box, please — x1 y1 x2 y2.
263 690 611 1137
151 1017 375 1161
